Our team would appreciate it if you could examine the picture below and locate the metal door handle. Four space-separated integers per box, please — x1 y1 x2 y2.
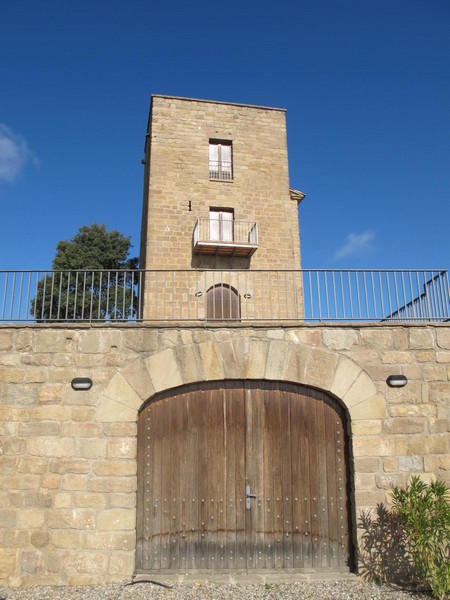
246 484 257 509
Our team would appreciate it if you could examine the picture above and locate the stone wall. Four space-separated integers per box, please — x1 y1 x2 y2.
140 96 301 273
0 323 449 586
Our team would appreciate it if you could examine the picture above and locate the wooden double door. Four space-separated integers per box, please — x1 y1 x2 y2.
136 380 351 572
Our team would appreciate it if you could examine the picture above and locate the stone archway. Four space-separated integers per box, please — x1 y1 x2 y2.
96 334 386 426
96 332 384 574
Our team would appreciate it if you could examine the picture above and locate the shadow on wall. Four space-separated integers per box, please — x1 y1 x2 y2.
358 504 418 586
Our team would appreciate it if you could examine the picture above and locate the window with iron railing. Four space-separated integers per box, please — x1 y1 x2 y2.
209 140 232 181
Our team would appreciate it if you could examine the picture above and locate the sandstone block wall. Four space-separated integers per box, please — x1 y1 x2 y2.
140 96 301 272
0 323 449 586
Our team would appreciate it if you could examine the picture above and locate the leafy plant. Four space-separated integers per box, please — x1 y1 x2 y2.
391 476 450 600
31 224 139 321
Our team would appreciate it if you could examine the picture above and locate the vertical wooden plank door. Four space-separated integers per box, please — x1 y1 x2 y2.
206 285 240 320
136 381 351 573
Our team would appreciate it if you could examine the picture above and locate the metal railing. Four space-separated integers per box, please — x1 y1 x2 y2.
209 160 232 180
193 219 258 247
0 270 141 323
302 270 449 322
0 269 448 323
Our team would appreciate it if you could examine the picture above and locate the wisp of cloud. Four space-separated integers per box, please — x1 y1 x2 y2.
333 231 375 261
0 124 36 183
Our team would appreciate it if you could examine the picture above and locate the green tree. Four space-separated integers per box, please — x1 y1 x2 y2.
31 224 139 321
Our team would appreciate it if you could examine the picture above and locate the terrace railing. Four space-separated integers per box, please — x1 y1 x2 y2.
0 269 448 323
303 269 449 322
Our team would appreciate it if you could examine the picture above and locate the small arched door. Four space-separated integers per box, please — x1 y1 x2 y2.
136 380 352 572
206 284 240 320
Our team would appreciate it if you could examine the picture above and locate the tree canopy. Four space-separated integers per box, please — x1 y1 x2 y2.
31 224 139 321
51 224 138 271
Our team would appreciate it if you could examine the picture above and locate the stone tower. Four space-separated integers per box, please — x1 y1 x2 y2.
139 95 305 320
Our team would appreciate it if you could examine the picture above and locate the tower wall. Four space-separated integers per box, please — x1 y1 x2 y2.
140 96 301 271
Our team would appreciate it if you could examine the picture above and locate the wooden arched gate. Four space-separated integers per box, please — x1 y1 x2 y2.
136 380 352 572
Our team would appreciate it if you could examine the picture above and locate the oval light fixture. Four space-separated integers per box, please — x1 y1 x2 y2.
71 377 93 391
386 375 407 388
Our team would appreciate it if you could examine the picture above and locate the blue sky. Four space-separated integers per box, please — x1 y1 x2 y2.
1 0 449 271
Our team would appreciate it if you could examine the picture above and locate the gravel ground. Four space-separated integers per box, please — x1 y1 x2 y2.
0 579 432 600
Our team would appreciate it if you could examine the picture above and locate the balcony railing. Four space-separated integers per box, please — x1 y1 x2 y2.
209 160 232 181
193 219 258 257
0 269 448 323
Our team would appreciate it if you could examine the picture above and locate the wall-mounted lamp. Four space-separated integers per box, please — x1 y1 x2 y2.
194 291 203 297
71 377 93 391
243 293 252 299
386 375 408 388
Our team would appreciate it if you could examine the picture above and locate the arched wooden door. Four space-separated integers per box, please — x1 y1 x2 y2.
136 381 352 572
206 284 240 320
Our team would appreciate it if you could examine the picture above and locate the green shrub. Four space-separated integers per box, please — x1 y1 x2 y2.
391 476 450 600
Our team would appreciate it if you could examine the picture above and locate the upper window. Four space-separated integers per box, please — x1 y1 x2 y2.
209 140 232 181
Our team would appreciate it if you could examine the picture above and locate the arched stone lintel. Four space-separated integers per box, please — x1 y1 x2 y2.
96 336 386 422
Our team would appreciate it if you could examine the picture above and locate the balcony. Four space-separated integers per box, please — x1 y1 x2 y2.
193 218 258 257
0 269 448 323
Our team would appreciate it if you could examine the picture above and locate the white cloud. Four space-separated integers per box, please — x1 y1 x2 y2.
333 230 375 260
0 124 36 183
